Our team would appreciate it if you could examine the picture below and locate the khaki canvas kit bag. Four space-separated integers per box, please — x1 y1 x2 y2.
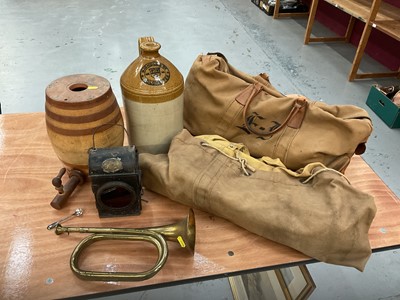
184 53 373 172
140 130 377 271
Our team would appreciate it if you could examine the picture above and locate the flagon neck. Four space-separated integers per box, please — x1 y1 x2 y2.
140 41 161 58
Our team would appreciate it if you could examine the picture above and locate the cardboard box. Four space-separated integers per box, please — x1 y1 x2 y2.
366 86 400 128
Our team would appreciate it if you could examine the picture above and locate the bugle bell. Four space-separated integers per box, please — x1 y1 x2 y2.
55 209 195 281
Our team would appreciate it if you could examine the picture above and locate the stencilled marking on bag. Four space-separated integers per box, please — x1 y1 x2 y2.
236 111 279 140
140 61 170 86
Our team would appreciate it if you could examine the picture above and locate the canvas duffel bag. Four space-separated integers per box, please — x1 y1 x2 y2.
140 129 376 271
183 53 373 172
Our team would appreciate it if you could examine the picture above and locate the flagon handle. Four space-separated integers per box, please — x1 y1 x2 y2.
235 83 308 136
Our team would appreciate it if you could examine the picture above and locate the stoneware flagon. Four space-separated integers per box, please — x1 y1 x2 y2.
45 74 124 175
120 36 184 154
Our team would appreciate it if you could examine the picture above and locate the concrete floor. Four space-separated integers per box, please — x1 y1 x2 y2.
1 0 399 299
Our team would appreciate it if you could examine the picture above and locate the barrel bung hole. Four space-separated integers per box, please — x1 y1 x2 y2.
69 83 88 92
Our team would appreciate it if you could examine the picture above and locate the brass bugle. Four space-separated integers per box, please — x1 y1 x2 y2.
55 209 195 281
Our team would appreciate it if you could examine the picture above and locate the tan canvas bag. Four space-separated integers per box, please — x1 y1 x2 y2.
184 53 373 172
140 129 377 271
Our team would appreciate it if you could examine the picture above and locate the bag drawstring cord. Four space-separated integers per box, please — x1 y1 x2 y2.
302 168 351 185
200 141 351 183
200 142 255 176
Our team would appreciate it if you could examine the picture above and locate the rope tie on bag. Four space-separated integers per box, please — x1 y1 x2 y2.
234 151 254 176
200 142 255 176
302 168 351 185
200 140 351 183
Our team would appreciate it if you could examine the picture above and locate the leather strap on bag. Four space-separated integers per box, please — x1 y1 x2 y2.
236 83 308 136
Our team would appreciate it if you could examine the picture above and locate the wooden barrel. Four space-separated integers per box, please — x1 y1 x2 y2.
45 74 124 175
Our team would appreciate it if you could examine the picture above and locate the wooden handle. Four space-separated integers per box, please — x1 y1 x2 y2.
50 170 84 210
52 168 66 193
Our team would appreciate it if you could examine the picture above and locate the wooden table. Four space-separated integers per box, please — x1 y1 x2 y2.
303 0 400 81
1 112 400 300
273 0 310 19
